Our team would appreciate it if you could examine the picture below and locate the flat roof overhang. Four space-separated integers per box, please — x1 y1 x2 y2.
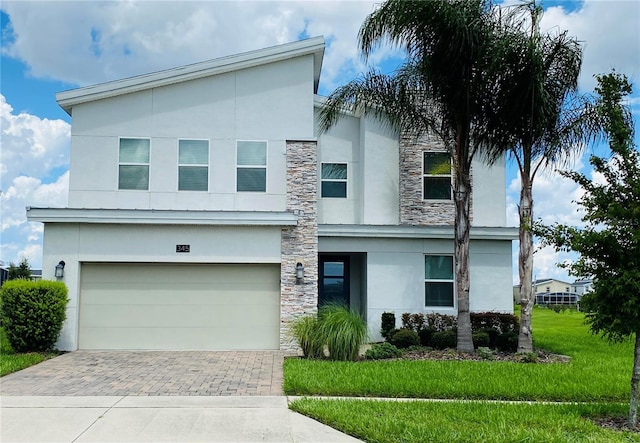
26 207 298 226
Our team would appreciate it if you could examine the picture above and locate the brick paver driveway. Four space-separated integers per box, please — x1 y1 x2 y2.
1 351 289 396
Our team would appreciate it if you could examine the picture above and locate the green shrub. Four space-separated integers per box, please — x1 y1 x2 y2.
401 313 425 332
430 330 457 350
472 331 490 348
0 280 68 352
389 329 420 349
470 312 519 334
290 315 324 359
364 342 402 360
476 346 495 360
425 313 457 331
496 331 518 352
418 328 436 346
317 304 368 361
480 328 499 349
380 312 396 340
516 352 538 363
385 328 400 342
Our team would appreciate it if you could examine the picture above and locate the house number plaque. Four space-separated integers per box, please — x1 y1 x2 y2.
176 244 190 253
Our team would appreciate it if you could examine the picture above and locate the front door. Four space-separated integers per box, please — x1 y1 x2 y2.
319 255 350 307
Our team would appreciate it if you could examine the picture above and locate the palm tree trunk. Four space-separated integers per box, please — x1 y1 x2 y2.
455 168 474 353
517 176 534 353
630 330 640 428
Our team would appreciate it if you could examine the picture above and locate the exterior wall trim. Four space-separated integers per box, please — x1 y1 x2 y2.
27 207 297 226
319 224 517 240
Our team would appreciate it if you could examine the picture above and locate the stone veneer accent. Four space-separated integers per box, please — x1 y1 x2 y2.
399 133 472 226
280 140 319 351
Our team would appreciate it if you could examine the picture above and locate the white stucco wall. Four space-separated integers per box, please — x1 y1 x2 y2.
471 156 507 227
319 236 513 342
42 223 283 350
68 55 315 212
316 110 399 225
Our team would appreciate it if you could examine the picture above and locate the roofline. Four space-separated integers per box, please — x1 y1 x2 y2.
57 36 325 115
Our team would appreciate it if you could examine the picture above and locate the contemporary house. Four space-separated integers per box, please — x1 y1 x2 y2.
27 37 516 351
531 278 593 306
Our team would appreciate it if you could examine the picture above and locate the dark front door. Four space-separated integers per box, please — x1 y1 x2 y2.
319 256 350 307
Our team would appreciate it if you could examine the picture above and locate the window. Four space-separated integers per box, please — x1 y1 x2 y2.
423 152 452 200
425 255 454 307
178 140 209 191
321 163 347 198
119 138 150 190
237 141 266 192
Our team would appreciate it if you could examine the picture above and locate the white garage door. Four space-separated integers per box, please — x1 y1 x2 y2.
79 263 281 350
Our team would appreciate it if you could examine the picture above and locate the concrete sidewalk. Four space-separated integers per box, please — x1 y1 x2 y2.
0 396 362 443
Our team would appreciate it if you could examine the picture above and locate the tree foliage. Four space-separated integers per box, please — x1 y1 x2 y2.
536 72 639 428
8 257 32 281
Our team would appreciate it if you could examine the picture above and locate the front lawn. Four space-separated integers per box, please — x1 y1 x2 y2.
0 327 58 377
290 399 636 443
285 307 638 441
284 308 632 401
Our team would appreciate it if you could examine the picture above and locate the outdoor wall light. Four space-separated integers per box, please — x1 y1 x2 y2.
55 261 65 278
295 262 304 285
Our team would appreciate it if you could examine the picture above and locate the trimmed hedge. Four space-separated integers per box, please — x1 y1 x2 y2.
0 280 68 352
365 342 402 360
389 329 420 349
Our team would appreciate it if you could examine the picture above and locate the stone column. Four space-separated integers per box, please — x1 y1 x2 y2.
280 140 318 351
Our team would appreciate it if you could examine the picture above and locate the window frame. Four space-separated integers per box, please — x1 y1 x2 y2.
236 140 268 193
118 137 150 191
177 139 209 192
422 151 452 200
424 254 456 308
320 162 348 198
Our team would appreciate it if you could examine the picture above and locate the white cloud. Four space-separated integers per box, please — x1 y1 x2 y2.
0 0 384 94
540 0 640 93
0 94 70 189
0 94 70 269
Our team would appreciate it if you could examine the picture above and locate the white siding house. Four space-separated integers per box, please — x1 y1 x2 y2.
28 37 516 351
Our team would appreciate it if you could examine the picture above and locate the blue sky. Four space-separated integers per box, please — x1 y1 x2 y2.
1 0 639 284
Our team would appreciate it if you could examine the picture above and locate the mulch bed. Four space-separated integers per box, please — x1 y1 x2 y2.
591 416 639 434
400 348 571 363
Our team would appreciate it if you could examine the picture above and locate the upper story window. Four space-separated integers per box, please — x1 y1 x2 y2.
237 141 267 192
119 138 150 190
425 255 455 307
321 163 347 198
178 140 209 191
423 152 452 200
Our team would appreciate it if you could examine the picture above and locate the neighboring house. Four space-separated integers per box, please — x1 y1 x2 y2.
532 278 592 305
27 37 516 351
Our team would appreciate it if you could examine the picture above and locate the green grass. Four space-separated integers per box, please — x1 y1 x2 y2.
0 327 58 377
285 307 638 441
284 307 633 401
290 399 638 443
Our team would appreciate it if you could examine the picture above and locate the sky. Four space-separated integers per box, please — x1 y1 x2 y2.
1 0 639 285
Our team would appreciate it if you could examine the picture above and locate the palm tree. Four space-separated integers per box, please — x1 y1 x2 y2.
484 2 593 352
319 0 509 352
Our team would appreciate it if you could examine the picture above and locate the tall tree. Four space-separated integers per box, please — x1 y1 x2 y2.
483 2 591 352
319 0 508 352
537 72 639 429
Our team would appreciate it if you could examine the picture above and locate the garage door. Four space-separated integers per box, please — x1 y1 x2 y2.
79 263 281 350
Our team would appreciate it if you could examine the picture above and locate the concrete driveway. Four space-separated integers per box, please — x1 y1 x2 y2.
1 351 363 442
0 351 286 396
